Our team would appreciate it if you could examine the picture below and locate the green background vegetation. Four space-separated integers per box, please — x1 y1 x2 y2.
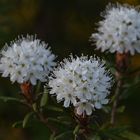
0 0 140 139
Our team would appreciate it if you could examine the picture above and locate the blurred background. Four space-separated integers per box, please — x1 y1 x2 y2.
0 0 140 139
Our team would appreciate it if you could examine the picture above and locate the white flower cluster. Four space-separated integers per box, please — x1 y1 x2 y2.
49 55 113 116
90 3 140 55
0 35 56 85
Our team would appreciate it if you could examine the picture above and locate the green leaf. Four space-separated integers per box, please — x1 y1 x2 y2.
49 132 55 140
102 133 125 140
40 92 48 107
73 125 80 135
117 106 125 113
100 126 129 140
102 126 129 135
57 116 71 120
102 106 111 114
110 67 116 75
54 131 72 140
35 81 41 94
32 103 38 112
47 105 63 112
23 112 34 128
12 121 23 128
0 96 22 103
89 135 101 140
121 131 140 140
48 117 71 125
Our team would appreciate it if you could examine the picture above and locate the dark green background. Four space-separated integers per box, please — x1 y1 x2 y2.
0 0 140 139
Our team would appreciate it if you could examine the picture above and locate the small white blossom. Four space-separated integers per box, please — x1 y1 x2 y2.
0 35 56 85
90 3 140 55
48 55 113 116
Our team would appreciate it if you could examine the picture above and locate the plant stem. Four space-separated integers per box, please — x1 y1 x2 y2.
110 72 122 125
20 82 57 134
74 111 90 140
110 52 129 126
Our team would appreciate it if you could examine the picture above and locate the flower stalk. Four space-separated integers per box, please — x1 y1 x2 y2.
74 111 90 140
111 52 129 125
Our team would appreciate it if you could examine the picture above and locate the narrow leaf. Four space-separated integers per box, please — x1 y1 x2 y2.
117 106 125 113
121 131 140 140
23 112 34 128
35 81 41 94
73 125 80 135
48 117 71 125
54 131 72 140
0 96 21 103
32 103 38 112
49 132 55 140
12 121 22 128
47 106 63 112
40 92 48 107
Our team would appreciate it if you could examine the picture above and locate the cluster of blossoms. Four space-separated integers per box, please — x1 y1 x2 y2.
0 35 56 85
49 55 113 115
90 3 140 55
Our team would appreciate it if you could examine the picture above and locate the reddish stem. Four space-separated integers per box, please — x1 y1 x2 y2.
20 82 34 103
110 52 130 125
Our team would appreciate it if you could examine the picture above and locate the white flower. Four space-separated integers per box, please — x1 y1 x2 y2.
90 3 140 55
0 35 56 85
48 55 113 116
76 101 95 116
